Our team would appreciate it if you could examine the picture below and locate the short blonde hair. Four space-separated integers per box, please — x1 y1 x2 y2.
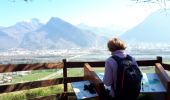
107 38 126 52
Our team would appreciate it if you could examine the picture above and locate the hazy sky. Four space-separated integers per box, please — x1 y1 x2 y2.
0 0 163 28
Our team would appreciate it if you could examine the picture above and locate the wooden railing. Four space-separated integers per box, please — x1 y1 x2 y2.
0 56 169 100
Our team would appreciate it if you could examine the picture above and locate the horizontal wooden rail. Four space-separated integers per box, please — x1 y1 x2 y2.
28 92 75 100
0 78 64 93
64 56 162 68
64 60 160 68
66 77 84 83
162 63 170 71
0 62 63 73
65 61 105 68
137 60 161 66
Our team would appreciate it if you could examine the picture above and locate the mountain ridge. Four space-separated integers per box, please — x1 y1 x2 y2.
19 17 106 50
121 9 170 44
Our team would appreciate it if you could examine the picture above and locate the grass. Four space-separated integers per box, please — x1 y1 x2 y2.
0 84 65 100
11 69 59 84
0 68 81 100
67 68 84 77
26 84 66 98
0 91 27 100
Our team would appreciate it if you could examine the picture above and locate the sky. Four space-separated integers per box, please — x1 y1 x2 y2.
0 0 165 29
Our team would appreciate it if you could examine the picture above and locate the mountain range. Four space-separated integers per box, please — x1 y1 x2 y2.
0 17 110 50
20 17 99 49
0 9 170 50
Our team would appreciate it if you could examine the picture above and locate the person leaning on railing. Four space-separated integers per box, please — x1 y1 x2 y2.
103 37 142 100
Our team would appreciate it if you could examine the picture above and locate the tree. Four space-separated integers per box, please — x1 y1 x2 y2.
133 0 170 9
133 0 170 6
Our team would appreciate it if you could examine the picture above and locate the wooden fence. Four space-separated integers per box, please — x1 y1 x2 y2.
0 56 170 100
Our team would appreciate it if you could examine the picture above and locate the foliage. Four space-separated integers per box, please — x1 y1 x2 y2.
133 0 169 3
133 0 170 7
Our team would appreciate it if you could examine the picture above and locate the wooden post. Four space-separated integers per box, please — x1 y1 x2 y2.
155 63 170 100
84 63 105 100
63 59 68 99
157 56 162 64
63 59 67 92
167 83 170 100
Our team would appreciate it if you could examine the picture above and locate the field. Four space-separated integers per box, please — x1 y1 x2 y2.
0 64 169 100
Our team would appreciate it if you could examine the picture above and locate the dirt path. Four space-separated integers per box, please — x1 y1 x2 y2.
39 69 63 80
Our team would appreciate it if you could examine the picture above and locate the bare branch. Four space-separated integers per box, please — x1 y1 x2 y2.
132 0 170 9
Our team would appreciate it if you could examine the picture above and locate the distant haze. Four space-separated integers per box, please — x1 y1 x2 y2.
0 9 170 50
121 9 170 44
0 17 109 50
0 0 161 28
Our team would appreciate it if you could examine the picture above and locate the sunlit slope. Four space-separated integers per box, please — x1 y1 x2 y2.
19 17 97 49
0 31 18 49
121 9 170 44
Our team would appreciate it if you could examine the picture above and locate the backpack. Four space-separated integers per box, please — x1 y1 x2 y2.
112 55 142 100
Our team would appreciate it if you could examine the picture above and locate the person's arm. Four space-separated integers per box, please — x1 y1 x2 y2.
103 59 114 86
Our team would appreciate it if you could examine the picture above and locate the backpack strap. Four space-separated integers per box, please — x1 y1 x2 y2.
126 54 133 61
112 54 132 63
